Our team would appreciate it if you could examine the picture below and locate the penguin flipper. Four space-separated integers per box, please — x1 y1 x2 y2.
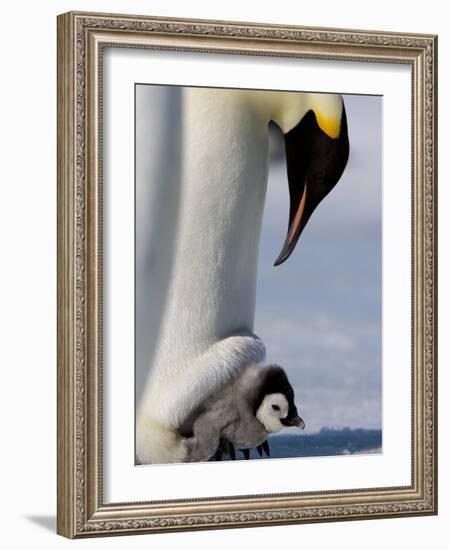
261 440 270 457
229 442 236 460
241 448 250 460
211 447 223 461
215 438 237 461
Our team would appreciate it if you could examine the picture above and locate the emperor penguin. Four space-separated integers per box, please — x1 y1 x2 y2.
136 88 349 464
181 364 304 463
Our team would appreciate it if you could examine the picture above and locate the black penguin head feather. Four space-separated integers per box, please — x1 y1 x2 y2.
253 365 298 419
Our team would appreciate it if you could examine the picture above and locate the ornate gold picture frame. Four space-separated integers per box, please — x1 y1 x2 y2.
57 11 437 538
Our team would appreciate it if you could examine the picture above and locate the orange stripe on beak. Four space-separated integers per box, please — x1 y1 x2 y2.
286 183 307 246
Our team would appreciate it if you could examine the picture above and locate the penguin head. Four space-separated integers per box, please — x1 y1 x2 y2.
256 393 290 433
254 366 305 433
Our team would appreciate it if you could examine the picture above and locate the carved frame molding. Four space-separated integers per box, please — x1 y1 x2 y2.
57 11 437 538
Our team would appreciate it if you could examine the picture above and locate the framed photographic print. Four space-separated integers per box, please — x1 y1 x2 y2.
57 11 438 538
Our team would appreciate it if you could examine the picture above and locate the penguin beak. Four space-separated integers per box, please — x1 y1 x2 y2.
274 104 349 266
281 415 305 430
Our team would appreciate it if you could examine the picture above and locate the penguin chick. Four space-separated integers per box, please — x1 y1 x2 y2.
182 364 305 462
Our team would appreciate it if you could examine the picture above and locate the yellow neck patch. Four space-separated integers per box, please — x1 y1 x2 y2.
314 111 341 139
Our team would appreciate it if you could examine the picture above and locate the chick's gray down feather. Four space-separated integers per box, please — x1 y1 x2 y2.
181 364 295 462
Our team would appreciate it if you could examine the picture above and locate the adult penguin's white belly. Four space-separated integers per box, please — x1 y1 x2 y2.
136 88 349 464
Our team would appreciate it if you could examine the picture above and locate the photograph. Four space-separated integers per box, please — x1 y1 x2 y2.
1 0 445 546
56 11 437 537
135 85 382 465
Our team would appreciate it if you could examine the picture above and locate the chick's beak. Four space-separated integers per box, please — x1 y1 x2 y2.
281 415 305 430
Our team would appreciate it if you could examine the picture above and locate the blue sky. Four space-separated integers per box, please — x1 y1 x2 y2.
256 94 382 433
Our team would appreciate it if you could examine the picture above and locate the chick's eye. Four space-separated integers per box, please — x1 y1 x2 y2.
272 404 280 411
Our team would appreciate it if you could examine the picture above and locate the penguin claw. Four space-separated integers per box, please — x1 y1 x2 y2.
242 448 250 460
256 445 263 457
261 440 270 457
